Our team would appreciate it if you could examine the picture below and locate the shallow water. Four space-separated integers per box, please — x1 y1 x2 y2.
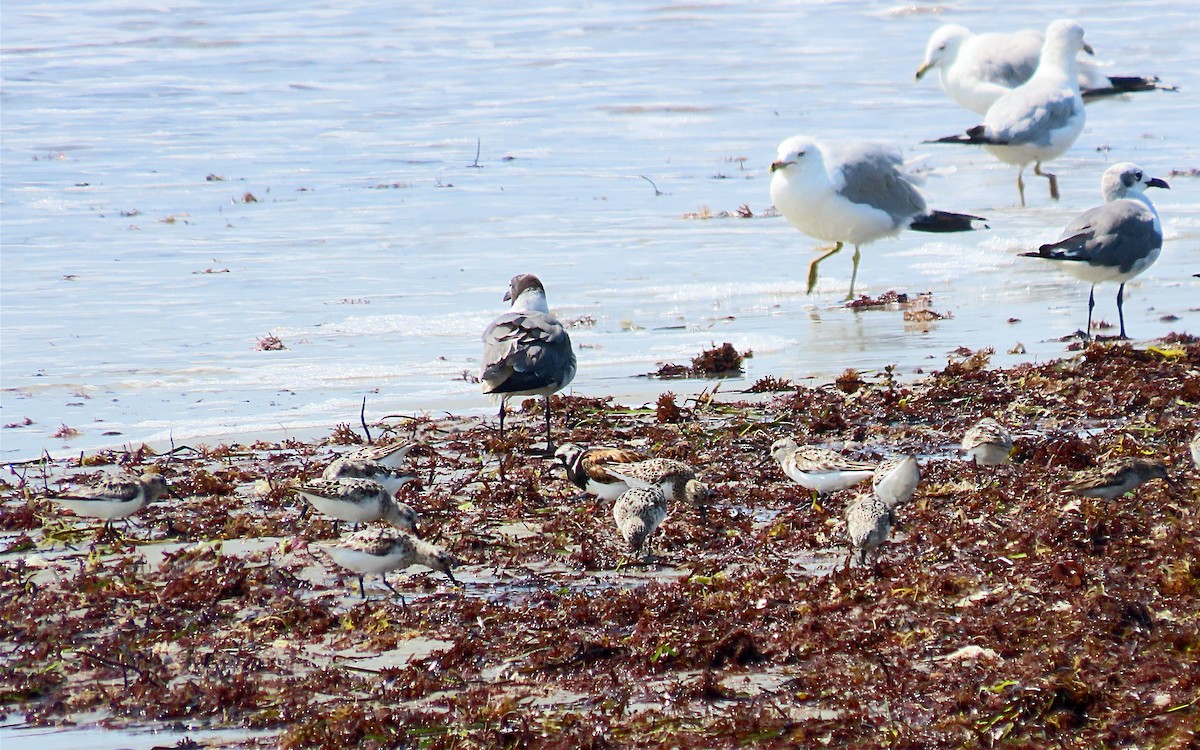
3 0 1198 462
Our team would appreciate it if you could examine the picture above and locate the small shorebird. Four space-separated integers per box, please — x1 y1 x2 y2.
844 493 892 567
1191 429 1200 469
769 135 984 298
927 20 1091 205
873 454 921 510
55 471 170 533
296 478 418 533
605 458 709 510
770 437 876 508
481 273 577 448
345 441 419 469
962 418 1013 468
1020 162 1168 339
321 456 417 497
554 442 649 501
322 525 457 600
612 485 668 557
1065 457 1172 499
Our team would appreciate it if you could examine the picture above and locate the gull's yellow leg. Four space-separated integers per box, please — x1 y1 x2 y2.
845 245 862 300
806 241 844 293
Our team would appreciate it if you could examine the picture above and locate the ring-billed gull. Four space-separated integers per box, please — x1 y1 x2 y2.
927 19 1091 206
481 273 577 446
1020 162 1168 339
916 23 1172 116
769 135 986 299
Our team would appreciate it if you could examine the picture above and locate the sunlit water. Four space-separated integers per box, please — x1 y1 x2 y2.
3 0 1198 463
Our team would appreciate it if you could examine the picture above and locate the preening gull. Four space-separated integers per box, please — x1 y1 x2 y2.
769 135 985 299
927 19 1091 206
481 273 577 446
916 22 1173 116
1020 162 1168 339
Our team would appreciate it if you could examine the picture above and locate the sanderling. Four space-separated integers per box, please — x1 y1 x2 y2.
554 442 649 501
605 458 710 510
322 525 457 599
961 418 1013 468
770 437 876 507
481 273 577 447
322 456 417 497
612 485 668 557
346 441 419 469
769 135 984 299
55 471 169 532
1064 457 1171 499
873 454 921 510
296 478 418 533
916 23 1171 116
927 20 1090 206
1191 429 1200 469
1020 163 1168 339
844 493 892 567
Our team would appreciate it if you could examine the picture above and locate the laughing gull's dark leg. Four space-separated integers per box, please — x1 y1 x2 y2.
1116 283 1128 339
1086 285 1096 339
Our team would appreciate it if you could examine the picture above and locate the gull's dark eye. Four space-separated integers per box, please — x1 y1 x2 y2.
1134 171 1143 181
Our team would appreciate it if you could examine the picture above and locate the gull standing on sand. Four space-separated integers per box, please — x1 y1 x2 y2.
297 477 419 533
612 485 668 557
322 525 457 600
916 23 1172 116
554 443 649 501
769 135 985 299
770 437 876 508
927 19 1091 206
844 493 892 567
481 273 576 447
1065 457 1173 499
1021 162 1168 340
961 418 1013 468
55 472 170 532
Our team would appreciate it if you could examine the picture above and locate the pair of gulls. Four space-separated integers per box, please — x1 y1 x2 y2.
771 19 1169 338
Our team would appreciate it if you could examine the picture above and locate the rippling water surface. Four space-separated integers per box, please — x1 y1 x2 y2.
3 0 1198 461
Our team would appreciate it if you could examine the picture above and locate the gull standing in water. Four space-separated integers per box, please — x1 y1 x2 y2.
481 273 577 447
916 23 1172 116
769 135 985 299
926 20 1091 206
1021 162 1168 340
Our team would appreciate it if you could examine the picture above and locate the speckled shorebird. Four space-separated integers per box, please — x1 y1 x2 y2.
844 493 892 567
321 456 417 497
961 418 1013 468
770 437 876 509
322 525 457 600
1064 457 1171 499
481 273 577 447
296 478 418 534
605 458 710 511
873 454 921 510
1191 429 1200 469
55 471 170 532
346 441 419 469
612 485 668 557
554 442 649 500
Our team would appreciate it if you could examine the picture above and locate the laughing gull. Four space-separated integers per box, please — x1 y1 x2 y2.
769 135 986 299
481 273 577 446
916 23 1173 116
1020 162 1168 339
927 19 1091 206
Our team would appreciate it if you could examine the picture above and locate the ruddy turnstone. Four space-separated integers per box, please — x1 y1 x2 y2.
1064 457 1171 499
961 418 1013 468
612 485 668 557
554 442 649 500
296 477 418 533
927 20 1091 206
321 456 417 497
54 471 170 532
481 273 577 447
770 437 876 507
873 454 921 510
322 525 457 599
769 136 984 298
1020 162 1168 339
844 493 892 567
916 23 1170 116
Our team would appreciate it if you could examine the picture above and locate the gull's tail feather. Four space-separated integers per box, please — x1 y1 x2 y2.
1082 76 1177 101
910 210 988 233
924 125 1006 147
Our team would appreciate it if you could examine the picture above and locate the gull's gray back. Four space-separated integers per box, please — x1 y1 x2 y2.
481 311 576 395
1056 200 1161 272
833 143 926 223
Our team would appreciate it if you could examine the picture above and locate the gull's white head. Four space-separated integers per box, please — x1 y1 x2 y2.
916 24 971 80
1043 19 1092 59
1101 162 1169 204
769 136 824 177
